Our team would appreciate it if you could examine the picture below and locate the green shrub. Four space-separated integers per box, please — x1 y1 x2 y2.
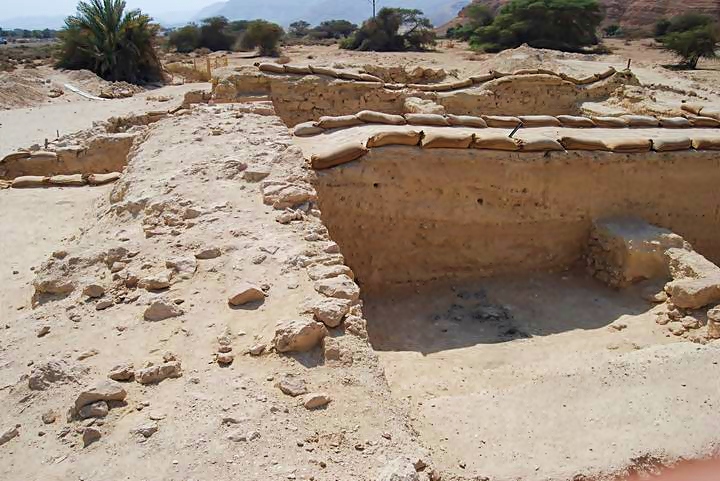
168 24 201 53
57 0 163 84
199 16 234 51
470 0 603 53
341 8 436 52
447 4 494 41
656 14 719 68
240 20 285 56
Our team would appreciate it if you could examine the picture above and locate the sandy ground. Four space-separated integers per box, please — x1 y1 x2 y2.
1 41 720 481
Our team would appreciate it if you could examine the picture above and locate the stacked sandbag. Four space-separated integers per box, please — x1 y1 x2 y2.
421 131 474 149
310 142 368 170
316 115 363 130
652 136 692 152
49 174 86 187
356 111 406 125
446 115 487 128
294 122 325 137
366 130 423 148
558 115 596 128
12 176 50 188
404 114 450 126
87 172 122 185
519 116 562 127
482 116 522 128
473 134 523 151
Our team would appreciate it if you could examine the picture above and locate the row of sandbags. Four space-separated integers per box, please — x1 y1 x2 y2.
294 111 720 137
682 103 720 122
258 62 619 92
8 172 121 189
308 129 720 170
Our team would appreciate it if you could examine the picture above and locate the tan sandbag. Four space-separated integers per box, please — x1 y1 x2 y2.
537 68 559 76
489 70 510 78
294 121 325 137
652 136 692 152
482 115 522 128
0 180 11 189
359 73 383 83
519 115 562 128
12 176 50 188
310 141 368 169
560 136 609 151
681 103 704 116
366 130 422 148
2 151 31 163
308 66 338 77
337 71 364 81
521 137 565 152
446 79 473 90
575 75 599 85
407 83 440 92
446 115 487 128
49 174 86 186
692 136 720 150
686 115 720 127
30 151 58 161
604 137 652 153
404 114 450 126
316 115 363 130
591 116 628 128
659 117 691 128
472 134 522 151
557 115 596 128
258 63 285 74
470 74 494 84
699 108 720 120
87 172 122 185
427 79 472 91
512 69 541 75
384 83 407 90
620 115 660 127
356 110 406 125
596 67 617 80
421 131 474 149
559 72 582 83
284 64 312 75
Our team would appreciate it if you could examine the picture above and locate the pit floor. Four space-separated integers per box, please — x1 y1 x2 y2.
364 269 720 480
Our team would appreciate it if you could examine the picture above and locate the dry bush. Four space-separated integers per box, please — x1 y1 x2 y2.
165 62 211 82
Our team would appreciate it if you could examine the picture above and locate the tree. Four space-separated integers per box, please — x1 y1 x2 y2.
448 4 494 40
240 20 284 56
313 20 357 39
341 7 436 51
57 0 163 84
289 20 311 37
200 16 234 51
470 0 603 53
656 14 719 69
168 24 201 53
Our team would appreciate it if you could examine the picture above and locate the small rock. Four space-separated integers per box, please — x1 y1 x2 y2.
218 345 232 353
83 284 105 299
378 458 420 481
217 353 235 365
277 377 308 397
148 411 165 421
77 349 99 361
138 273 171 291
196 248 221 260
681 316 701 330
0 426 20 446
132 422 158 438
243 167 271 182
309 297 352 328
144 300 183 321
36 325 51 338
303 392 331 410
228 283 266 306
273 319 328 353
110 262 126 273
668 323 687 336
79 401 109 419
108 363 135 382
41 410 56 424
313 275 360 301
166 256 197 280
135 361 182 384
82 427 101 447
248 343 266 356
96 300 113 311
74 380 127 411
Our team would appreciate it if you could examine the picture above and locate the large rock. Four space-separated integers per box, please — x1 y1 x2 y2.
28 360 84 391
138 273 171 291
307 264 354 281
0 426 19 446
74 380 127 411
303 392 331 410
78 401 109 419
166 256 197 280
273 319 328 353
313 275 360 301
378 458 420 481
144 300 183 321
228 283 266 306
309 297 352 328
135 361 182 385
261 182 316 209
665 278 720 309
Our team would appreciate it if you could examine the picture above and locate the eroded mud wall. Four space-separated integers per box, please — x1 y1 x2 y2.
312 147 720 290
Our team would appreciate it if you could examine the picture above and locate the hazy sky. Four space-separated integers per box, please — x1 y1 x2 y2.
1 0 219 19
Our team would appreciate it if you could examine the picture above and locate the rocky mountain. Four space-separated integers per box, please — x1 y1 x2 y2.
191 0 471 27
449 0 720 32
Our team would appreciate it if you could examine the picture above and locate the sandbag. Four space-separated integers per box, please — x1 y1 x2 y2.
49 174 86 186
2 151 31 163
356 110 406 125
421 131 474 149
557 115 596 128
284 64 312 75
30 151 58 161
692 136 720 150
87 172 122 185
560 136 609 151
591 116 628 128
308 66 338 77
366 130 422 148
489 70 510 79
384 83 407 90
604 137 652 153
620 115 660 127
575 75 599 85
470 74 494 84
596 67 616 80
258 63 285 74
359 73 383 83
537 68 559 76
404 114 450 126
659 117 691 128
12 176 49 188
337 71 365 81
482 115 522 128
407 84 440 92
316 115 363 130
294 121 325 137
700 108 720 120
652 136 692 152
521 137 565 152
519 115 562 127
472 134 522 151
559 72 582 83
310 142 368 169
446 115 487 128
681 103 704 116
512 69 541 75
446 79 473 90
687 115 720 128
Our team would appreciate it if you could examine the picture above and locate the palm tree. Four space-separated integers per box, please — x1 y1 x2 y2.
57 0 164 84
